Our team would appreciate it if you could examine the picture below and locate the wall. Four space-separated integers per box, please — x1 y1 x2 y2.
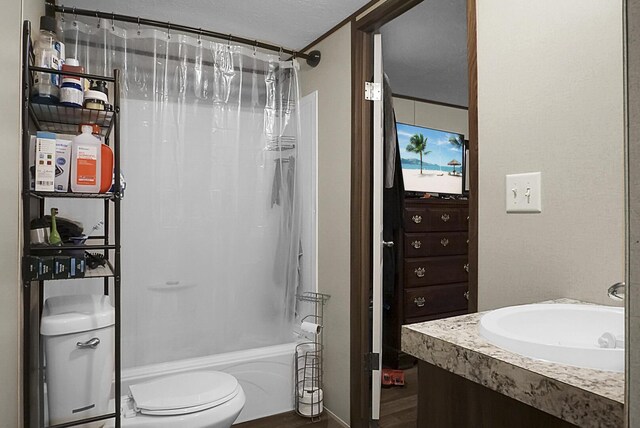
627 0 640 425
393 96 468 136
476 0 625 310
299 23 351 425
0 2 42 427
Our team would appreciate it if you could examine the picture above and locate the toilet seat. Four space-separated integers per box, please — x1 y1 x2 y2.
129 371 240 416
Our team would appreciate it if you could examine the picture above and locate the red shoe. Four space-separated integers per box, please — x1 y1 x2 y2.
391 369 405 386
381 368 394 387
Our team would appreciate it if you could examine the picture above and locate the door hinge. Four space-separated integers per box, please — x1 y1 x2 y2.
365 82 381 101
365 352 380 371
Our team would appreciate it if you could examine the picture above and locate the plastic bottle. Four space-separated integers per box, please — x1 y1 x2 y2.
71 124 102 193
60 59 84 108
100 144 114 193
32 16 62 104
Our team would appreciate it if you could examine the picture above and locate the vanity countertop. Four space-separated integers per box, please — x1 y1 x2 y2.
401 298 624 428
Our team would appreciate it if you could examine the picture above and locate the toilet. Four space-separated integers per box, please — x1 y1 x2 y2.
107 371 245 428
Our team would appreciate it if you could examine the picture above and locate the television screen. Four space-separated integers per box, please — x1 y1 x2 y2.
397 122 465 195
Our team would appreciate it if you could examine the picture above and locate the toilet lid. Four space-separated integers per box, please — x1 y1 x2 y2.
130 371 239 416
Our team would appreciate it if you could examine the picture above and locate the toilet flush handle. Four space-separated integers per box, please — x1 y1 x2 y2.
76 337 101 349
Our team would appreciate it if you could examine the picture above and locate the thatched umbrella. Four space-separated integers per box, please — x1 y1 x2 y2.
448 159 461 174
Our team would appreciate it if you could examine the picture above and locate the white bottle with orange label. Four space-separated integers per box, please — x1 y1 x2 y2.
71 124 102 193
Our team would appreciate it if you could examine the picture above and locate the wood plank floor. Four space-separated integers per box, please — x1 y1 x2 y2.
236 366 418 428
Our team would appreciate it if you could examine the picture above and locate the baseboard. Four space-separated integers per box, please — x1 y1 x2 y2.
325 408 350 427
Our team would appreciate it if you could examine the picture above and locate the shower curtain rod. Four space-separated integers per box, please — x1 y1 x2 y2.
53 5 322 67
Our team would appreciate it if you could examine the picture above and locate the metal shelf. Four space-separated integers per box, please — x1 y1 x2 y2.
29 191 116 200
22 20 123 428
29 104 115 138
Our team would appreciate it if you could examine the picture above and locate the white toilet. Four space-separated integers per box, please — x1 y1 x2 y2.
107 371 245 427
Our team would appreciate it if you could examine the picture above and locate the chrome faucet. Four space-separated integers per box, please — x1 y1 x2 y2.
607 282 626 301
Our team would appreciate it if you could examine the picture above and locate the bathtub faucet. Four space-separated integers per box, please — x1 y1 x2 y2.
607 282 626 301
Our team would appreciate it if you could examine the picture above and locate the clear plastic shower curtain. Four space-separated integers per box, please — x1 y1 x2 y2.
62 18 302 368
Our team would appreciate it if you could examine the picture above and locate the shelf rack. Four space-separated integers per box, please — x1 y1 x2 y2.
21 20 122 428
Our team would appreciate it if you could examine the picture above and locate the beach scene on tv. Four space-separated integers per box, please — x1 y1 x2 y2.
397 123 464 195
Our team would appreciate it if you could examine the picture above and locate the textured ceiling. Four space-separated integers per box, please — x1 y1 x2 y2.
60 0 369 51
380 0 468 107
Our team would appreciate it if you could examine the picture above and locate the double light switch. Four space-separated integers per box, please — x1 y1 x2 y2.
506 172 542 213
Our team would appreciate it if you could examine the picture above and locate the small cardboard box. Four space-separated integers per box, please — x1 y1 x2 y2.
69 254 86 278
54 136 73 192
35 132 57 192
38 256 55 280
54 255 70 279
24 256 40 280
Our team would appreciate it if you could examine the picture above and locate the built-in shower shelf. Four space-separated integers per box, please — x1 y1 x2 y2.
296 292 331 303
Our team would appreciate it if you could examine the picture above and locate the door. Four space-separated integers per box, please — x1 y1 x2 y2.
371 32 384 422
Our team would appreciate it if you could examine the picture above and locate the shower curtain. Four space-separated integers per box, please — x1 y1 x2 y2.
61 17 302 368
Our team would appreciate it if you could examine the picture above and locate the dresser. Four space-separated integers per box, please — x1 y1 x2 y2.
383 198 469 368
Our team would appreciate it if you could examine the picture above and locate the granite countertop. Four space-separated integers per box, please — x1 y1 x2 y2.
401 299 624 428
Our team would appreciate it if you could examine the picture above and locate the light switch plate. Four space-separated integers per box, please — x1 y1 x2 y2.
506 172 542 213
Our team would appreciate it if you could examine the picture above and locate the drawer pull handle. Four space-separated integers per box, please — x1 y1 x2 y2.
411 240 422 249
412 215 422 224
440 238 449 247
414 267 426 278
414 297 426 307
466 239 469 244
467 216 470 221
464 263 469 273
441 213 450 222
464 291 470 301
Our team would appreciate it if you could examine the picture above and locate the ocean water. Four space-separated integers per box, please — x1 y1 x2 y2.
401 162 459 173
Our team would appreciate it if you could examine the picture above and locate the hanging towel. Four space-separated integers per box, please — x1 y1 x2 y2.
271 159 282 207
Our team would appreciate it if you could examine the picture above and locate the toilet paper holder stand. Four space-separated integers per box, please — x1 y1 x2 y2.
294 292 330 420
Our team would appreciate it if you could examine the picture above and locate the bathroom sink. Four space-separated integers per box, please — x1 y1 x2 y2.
479 304 624 372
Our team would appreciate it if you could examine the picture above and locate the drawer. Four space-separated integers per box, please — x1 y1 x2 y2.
404 283 469 319
404 232 468 257
405 255 468 287
404 309 468 325
404 205 467 232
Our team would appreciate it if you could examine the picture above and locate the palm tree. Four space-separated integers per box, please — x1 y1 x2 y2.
448 134 464 148
406 133 431 174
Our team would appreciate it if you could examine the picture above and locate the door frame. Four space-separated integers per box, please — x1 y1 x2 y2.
349 0 479 426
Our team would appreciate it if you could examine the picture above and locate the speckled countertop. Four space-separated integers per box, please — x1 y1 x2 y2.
401 299 624 428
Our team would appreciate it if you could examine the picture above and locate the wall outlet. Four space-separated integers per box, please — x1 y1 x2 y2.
506 172 542 213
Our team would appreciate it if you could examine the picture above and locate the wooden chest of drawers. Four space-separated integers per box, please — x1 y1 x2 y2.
383 198 469 368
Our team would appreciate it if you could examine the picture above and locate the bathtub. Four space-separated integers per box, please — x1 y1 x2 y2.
119 342 297 424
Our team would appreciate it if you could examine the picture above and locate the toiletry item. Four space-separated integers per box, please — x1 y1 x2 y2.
71 124 102 193
100 144 114 193
30 218 50 244
59 59 84 108
35 131 56 192
68 254 86 278
54 136 72 192
38 256 55 280
49 208 62 246
84 81 109 110
53 256 70 279
32 16 61 104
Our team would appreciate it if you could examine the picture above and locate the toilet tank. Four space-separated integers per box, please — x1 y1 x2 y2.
41 294 115 427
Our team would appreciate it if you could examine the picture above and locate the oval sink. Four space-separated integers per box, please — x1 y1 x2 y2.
479 304 624 372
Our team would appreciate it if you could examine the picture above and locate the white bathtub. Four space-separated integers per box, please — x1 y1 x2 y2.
119 342 297 424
